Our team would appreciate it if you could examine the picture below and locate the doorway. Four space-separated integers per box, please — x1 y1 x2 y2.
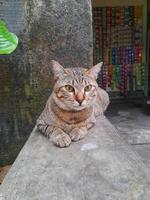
92 0 148 99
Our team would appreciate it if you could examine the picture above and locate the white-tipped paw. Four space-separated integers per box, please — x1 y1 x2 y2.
50 129 71 148
69 127 87 142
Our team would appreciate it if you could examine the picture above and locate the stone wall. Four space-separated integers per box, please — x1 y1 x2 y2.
0 0 93 165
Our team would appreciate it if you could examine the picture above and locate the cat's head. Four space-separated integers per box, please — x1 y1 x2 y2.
51 60 103 111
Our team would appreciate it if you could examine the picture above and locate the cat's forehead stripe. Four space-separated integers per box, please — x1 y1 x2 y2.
61 68 93 86
71 68 87 84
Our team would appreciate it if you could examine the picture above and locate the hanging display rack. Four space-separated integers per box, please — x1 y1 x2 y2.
93 5 146 97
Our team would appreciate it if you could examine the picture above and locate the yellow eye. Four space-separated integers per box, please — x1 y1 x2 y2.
84 85 92 92
65 85 75 92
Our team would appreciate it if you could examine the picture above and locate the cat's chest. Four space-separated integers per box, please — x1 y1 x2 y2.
54 118 87 133
51 107 93 133
53 106 92 120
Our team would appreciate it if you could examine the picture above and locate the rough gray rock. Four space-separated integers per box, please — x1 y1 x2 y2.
1 116 150 200
0 0 93 165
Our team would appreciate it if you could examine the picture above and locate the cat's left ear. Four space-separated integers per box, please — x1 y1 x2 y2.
86 62 103 79
51 60 67 81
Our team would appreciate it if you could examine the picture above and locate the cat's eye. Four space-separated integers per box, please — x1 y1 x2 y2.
65 85 75 92
84 85 92 92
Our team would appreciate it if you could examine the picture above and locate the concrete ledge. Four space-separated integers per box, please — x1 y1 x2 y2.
1 116 150 200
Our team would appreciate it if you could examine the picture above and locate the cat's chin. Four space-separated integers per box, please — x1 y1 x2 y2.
64 102 92 111
58 103 87 111
71 105 90 111
61 104 86 111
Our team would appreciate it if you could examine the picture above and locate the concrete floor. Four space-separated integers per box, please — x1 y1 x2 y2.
106 101 150 167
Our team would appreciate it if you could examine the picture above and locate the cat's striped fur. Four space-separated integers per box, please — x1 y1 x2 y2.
36 60 109 147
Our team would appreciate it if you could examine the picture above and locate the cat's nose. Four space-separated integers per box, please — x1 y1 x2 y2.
77 99 83 105
75 93 84 105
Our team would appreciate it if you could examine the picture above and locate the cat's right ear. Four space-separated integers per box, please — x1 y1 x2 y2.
86 62 103 79
51 60 67 81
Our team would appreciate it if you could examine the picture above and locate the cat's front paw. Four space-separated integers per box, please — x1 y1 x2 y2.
50 128 71 148
69 127 87 142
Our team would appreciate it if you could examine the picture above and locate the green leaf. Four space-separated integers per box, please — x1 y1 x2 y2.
0 20 18 54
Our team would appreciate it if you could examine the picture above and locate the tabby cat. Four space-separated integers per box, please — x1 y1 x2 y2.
36 60 109 147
